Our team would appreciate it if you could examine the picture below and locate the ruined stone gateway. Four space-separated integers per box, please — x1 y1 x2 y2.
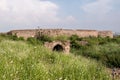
44 41 70 54
7 29 113 53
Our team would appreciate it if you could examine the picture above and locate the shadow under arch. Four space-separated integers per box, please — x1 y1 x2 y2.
53 44 64 52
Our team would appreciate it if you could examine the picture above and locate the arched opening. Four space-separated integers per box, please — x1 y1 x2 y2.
53 44 64 52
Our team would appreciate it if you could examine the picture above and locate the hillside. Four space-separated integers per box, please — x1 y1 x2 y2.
0 37 111 80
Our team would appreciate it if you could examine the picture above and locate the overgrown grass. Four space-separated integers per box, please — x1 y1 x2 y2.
0 39 111 80
70 35 120 68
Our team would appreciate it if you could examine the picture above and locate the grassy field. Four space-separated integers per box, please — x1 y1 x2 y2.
70 36 120 68
0 37 112 80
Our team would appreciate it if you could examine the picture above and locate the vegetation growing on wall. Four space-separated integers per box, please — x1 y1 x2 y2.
35 31 69 42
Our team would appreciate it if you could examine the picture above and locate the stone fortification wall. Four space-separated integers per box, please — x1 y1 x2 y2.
7 29 113 39
58 29 98 37
76 30 98 37
37 29 62 37
8 30 36 39
98 31 113 38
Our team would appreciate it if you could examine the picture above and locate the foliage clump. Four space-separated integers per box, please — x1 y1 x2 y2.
70 35 120 68
35 31 54 43
27 37 43 45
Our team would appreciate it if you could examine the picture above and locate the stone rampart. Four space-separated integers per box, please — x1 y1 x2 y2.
98 31 113 38
7 29 113 39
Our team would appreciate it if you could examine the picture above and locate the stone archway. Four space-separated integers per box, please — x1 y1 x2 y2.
44 41 70 54
53 44 64 52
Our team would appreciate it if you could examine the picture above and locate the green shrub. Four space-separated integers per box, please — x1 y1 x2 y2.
70 35 83 49
69 35 81 42
0 33 17 41
71 42 120 68
35 31 54 42
111 36 120 43
18 37 25 41
70 41 82 49
99 43 120 67
54 35 69 42
10 35 19 40
36 35 53 42
27 37 42 45
102 52 120 68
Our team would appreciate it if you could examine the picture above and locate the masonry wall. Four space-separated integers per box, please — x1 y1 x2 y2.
44 41 70 54
7 29 113 39
76 30 98 37
8 30 36 39
98 31 113 38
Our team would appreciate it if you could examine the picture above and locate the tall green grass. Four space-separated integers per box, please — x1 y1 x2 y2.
71 36 120 68
0 40 111 80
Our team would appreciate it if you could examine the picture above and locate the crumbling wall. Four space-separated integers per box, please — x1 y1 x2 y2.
98 31 113 38
7 29 113 39
75 30 98 37
8 30 36 39
36 29 62 37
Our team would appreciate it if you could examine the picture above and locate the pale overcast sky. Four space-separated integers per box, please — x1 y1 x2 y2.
0 0 120 32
